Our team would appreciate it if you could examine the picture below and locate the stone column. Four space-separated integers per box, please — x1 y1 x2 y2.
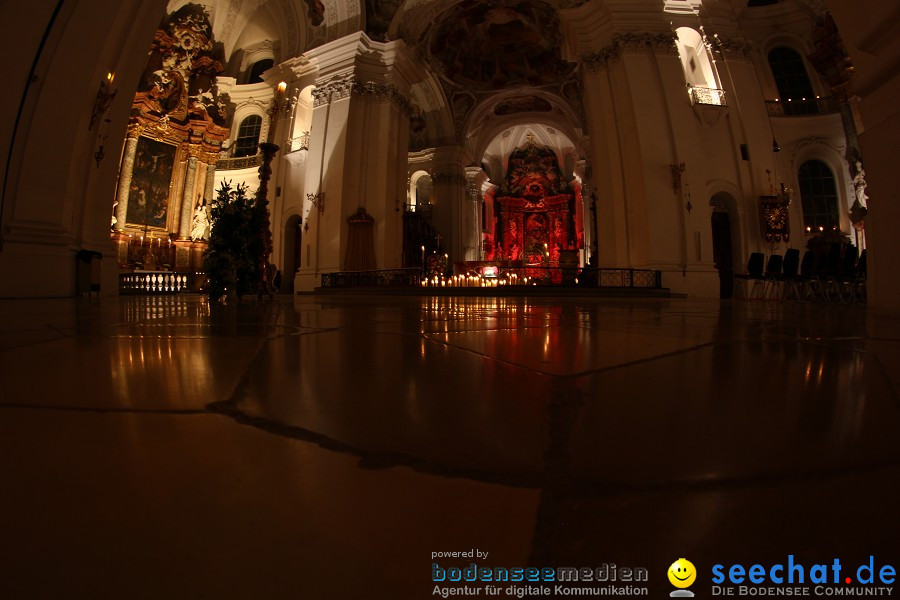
580 55 628 268
574 158 594 265
465 167 489 261
204 163 216 206
114 136 139 229
179 156 198 239
168 157 188 235
431 146 468 264
296 32 420 291
193 160 208 209
347 79 412 270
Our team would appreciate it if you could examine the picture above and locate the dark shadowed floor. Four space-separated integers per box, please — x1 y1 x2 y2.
1 294 898 598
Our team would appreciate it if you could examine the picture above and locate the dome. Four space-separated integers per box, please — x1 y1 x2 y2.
426 0 568 90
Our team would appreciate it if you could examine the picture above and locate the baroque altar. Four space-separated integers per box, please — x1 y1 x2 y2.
488 138 583 274
111 4 232 276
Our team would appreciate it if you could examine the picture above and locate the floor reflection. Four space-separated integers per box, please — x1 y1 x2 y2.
1 294 898 597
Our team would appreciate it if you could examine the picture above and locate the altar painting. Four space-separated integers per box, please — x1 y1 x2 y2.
125 136 176 229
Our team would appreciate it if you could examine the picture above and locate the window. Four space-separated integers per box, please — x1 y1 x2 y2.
798 160 840 231
768 47 816 115
247 59 274 84
233 115 263 157
675 27 725 105
415 175 433 210
663 0 703 15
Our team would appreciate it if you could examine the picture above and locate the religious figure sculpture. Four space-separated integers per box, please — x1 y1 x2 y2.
190 200 210 241
852 161 868 210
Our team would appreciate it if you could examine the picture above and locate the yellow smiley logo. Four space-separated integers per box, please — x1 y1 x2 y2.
668 558 697 588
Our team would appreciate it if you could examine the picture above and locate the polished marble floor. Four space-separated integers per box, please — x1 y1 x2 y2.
0 294 898 598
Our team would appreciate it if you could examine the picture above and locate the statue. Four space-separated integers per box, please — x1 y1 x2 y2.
190 200 210 241
852 161 868 210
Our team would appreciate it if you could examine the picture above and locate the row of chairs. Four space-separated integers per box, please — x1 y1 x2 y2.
735 245 867 303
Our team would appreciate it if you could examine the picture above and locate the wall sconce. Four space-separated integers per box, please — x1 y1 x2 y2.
94 137 107 168
684 183 693 214
670 162 685 195
307 191 325 214
89 72 117 131
271 81 295 119
91 72 116 167
267 81 297 146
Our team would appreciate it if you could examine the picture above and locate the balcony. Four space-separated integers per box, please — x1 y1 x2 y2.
689 86 727 106
766 97 840 117
287 132 310 152
216 153 263 171
688 86 728 125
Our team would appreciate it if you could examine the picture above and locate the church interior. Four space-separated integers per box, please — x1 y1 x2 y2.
1 0 899 597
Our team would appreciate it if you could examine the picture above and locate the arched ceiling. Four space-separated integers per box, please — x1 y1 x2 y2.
388 0 586 147
388 0 592 45
165 0 364 61
481 123 580 183
425 0 569 91
166 0 304 59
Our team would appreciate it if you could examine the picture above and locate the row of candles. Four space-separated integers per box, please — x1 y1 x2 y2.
420 273 535 288
127 233 173 247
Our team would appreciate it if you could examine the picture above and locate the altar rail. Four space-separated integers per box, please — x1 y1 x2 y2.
120 272 190 294
596 268 662 288
321 268 423 288
321 267 662 289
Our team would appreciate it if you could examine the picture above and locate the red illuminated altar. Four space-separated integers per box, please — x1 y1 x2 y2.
484 139 583 269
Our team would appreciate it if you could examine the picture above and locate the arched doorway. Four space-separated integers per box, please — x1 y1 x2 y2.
710 194 737 299
711 211 733 299
282 215 302 294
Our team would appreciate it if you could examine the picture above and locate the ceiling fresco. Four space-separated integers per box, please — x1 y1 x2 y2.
426 0 569 90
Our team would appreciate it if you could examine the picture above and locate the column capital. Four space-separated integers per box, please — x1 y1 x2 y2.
579 32 678 72
708 35 752 61
307 32 422 101
351 80 413 117
431 145 470 174
464 167 489 197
